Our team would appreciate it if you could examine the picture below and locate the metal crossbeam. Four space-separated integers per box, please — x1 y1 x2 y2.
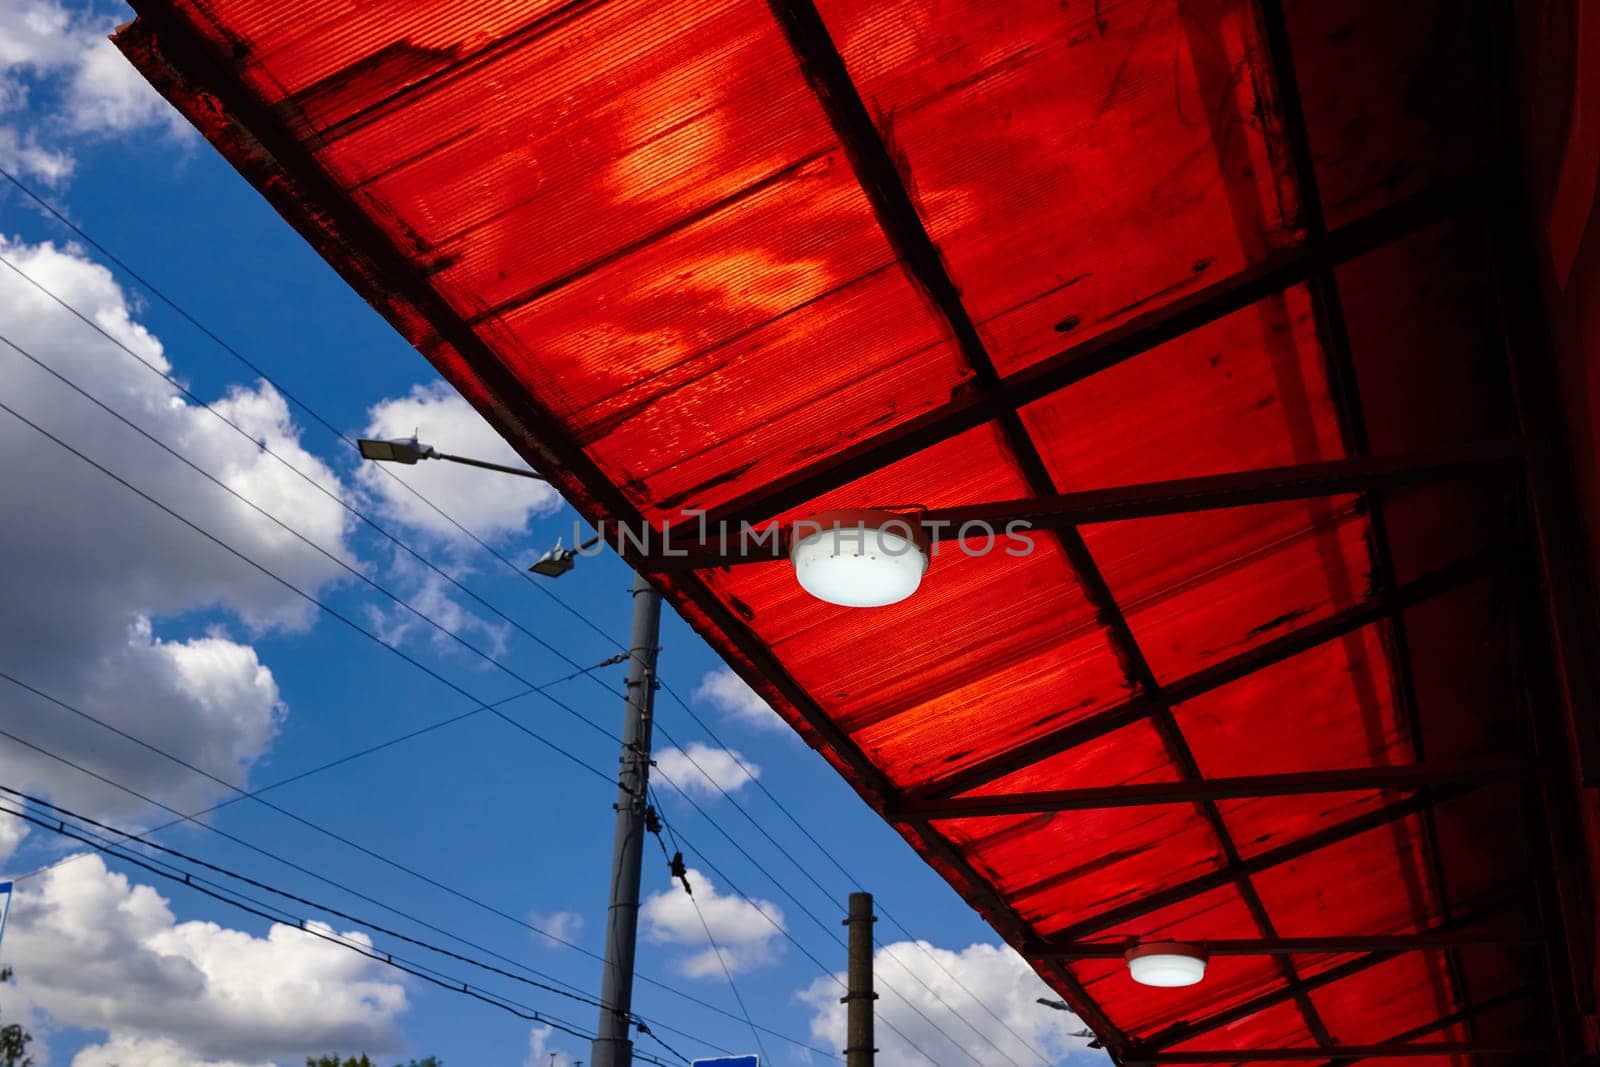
1047 785 1478 941
1030 931 1541 960
651 180 1471 546
1136 899 1516 1050
909 551 1496 802
1123 1042 1542 1064
1311 985 1528 1066
639 444 1519 572
894 761 1525 820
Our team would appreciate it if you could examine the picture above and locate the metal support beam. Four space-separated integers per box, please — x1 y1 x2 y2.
640 444 1521 572
653 179 1472 544
894 762 1525 820
1030 931 1541 961
916 445 1518 534
1048 785 1476 941
1312 985 1529 1066
1122 1041 1543 1064
1137 898 1516 1051
911 551 1497 802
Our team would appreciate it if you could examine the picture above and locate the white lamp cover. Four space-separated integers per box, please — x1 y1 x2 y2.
1125 943 1208 988
790 509 929 608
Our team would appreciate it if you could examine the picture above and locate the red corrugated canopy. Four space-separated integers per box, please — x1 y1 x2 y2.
116 0 1574 1061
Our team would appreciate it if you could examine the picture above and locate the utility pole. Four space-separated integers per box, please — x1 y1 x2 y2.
843 891 877 1067
590 572 662 1067
355 441 660 1066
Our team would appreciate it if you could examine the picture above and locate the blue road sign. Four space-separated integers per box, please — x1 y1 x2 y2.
0 881 13 958
691 1058 758 1067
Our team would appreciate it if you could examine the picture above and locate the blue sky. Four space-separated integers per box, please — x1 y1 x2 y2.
0 2 1103 1064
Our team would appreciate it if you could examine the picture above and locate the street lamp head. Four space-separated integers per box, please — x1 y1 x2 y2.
357 435 436 465
529 541 578 578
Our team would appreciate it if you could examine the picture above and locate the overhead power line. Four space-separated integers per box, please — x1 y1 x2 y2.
656 813 945 1067
645 788 771 1066
0 320 622 752
0 782 719 1058
648 765 973 1067
0 341 844 1058
0 666 837 1060
651 713 1048 1066
0 384 620 793
0 178 622 684
0 794 683 1066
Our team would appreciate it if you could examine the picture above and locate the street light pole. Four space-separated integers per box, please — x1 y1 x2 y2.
357 439 659 1066
591 571 662 1067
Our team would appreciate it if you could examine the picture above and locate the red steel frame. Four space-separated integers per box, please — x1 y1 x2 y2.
113 0 1594 1060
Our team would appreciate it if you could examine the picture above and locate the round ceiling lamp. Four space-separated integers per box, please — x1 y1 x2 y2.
1125 943 1208 988
790 509 929 608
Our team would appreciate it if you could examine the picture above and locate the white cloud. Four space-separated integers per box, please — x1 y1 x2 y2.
72 1035 271 1067
641 867 784 978
0 236 357 824
524 1024 576 1067
799 941 1100 1067
654 742 759 800
362 547 510 661
693 668 785 733
358 381 561 542
0 811 26 865
0 0 190 183
0 125 71 184
7 854 408 1065
529 909 584 947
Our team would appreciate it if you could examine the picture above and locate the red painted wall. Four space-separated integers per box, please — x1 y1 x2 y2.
1518 0 1600 1045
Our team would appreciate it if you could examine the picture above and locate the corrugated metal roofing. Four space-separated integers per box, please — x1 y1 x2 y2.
116 0 1568 1060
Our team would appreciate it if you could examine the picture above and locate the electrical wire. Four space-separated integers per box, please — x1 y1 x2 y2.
658 816 943 1067
3 290 1004 1058
645 788 772 1066
652 713 1046 1066
2 166 1055 1061
0 323 622 751
0 395 817 1055
0 178 623 698
14 270 1039 1063
0 783 720 1058
7 660 606 886
648 763 983 1067
0 795 682 1066
0 361 842 1059
0 391 617 799
0 180 1038 1057
0 665 836 1059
